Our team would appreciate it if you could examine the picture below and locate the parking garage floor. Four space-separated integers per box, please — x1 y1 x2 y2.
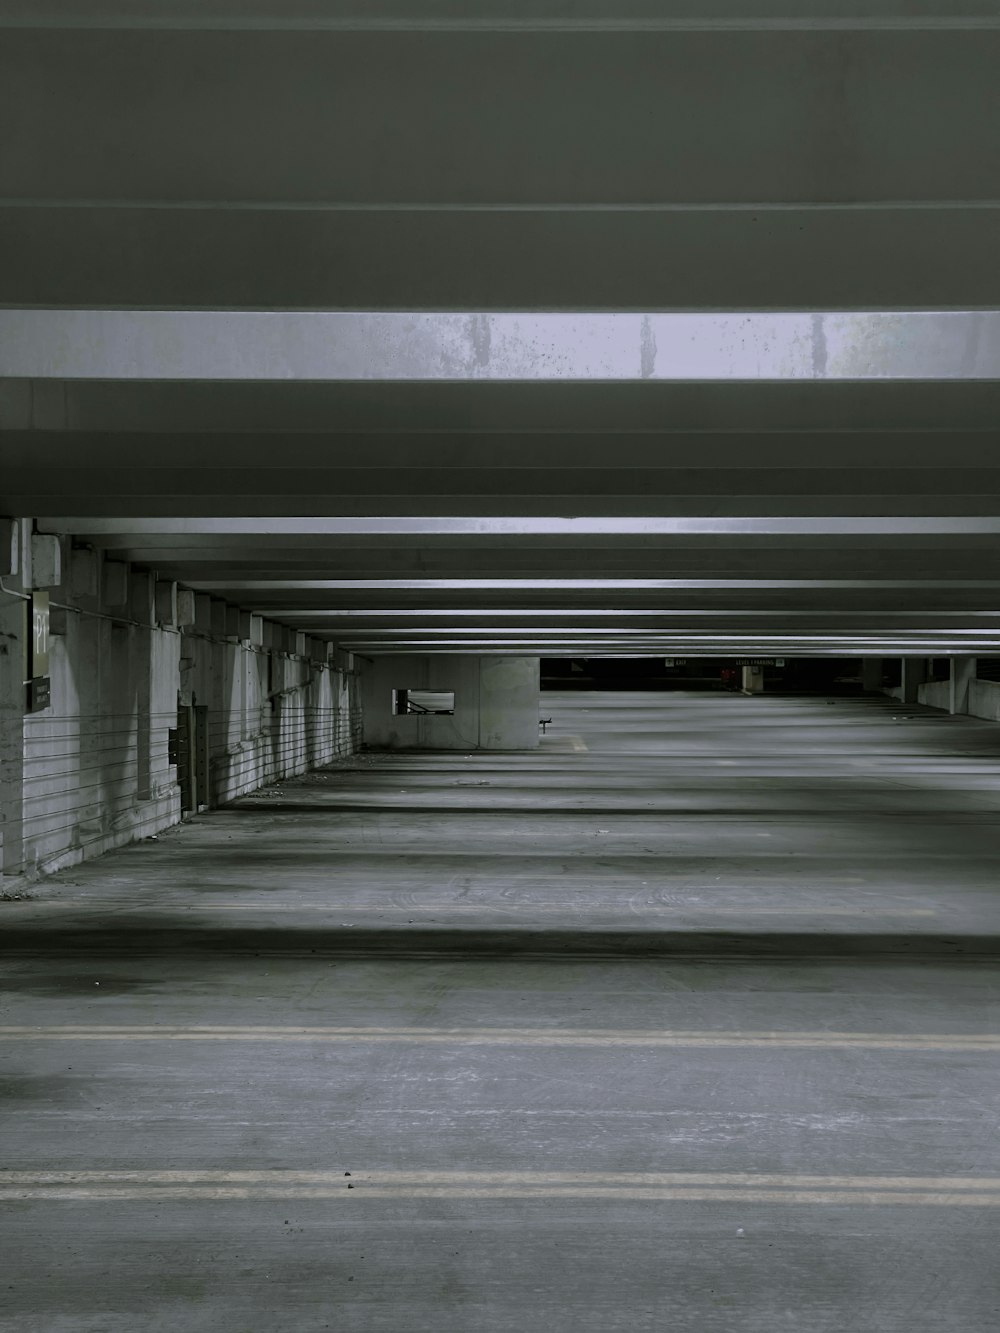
3 690 1000 1332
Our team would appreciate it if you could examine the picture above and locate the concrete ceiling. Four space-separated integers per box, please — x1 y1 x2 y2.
2 0 1000 656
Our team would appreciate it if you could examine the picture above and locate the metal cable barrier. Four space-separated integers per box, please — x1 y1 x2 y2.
17 702 363 874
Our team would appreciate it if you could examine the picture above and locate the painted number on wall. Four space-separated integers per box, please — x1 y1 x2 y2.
32 591 50 677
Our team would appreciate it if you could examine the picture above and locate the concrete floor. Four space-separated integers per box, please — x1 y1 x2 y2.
3 690 1000 1332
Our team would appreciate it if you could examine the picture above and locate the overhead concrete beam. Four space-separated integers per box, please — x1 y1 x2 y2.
5 206 1000 310
192 592 212 633
8 379 1000 434
3 25 997 207
129 569 155 625
335 639 1000 655
21 494 1000 519
2 311 999 382
200 577 1000 592
12 431 1000 471
154 579 178 627
3 2 998 30
225 606 252 640
0 518 19 577
29 532 62 588
16 468 1000 501
90 560 1000 588
34 516 1000 536
63 529 1000 554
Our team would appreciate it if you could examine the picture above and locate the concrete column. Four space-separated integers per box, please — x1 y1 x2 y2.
901 657 926 706
0 519 35 877
949 657 976 716
741 665 764 694
192 593 212 634
225 606 252 641
154 579 178 628
0 559 27 878
129 571 155 799
101 559 129 608
862 658 883 691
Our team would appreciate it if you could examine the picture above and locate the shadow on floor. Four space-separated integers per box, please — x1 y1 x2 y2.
3 918 999 963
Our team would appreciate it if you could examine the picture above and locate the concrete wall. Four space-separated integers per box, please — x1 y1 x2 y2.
362 655 539 750
969 679 1000 722
182 627 360 806
917 679 952 712
20 601 181 879
889 662 1000 722
1 524 363 885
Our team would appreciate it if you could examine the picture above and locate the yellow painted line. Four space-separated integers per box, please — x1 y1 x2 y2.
3 1170 1000 1205
0 1026 996 1050
201 902 936 917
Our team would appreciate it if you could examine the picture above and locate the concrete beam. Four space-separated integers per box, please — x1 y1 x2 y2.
29 533 62 589
0 519 19 577
2 26 996 207
196 577 1000 593
154 579 178 627
34 516 1000 537
225 606 252 640
3 311 999 383
14 431 1000 472
8 379 1000 434
192 592 212 633
4 206 1000 310
1 2 993 30
336 639 1000 655
129 569 155 626
24 495 1000 521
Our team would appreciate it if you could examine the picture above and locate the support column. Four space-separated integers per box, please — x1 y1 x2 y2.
0 587 26 878
862 658 883 692
0 520 28 878
949 657 976 716
901 657 926 706
741 665 764 694
130 571 155 800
